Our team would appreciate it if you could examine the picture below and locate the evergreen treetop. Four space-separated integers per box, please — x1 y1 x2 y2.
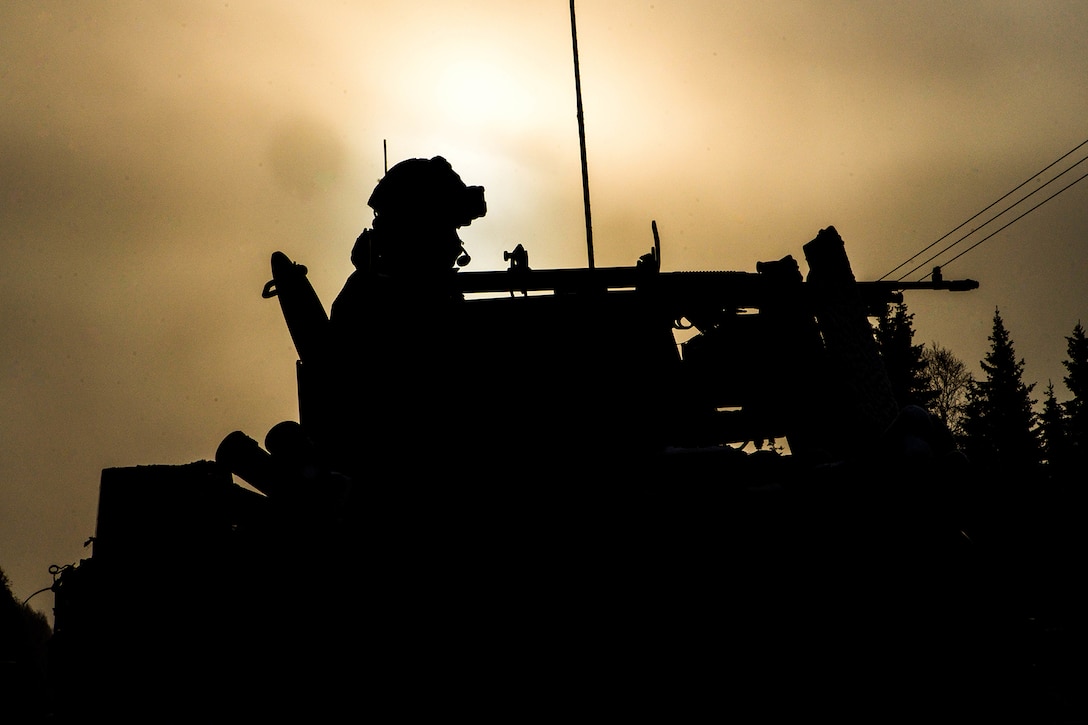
961 307 1042 471
874 302 933 411
1062 321 1088 454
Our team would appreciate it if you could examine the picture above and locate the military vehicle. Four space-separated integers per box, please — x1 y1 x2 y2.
42 151 1004 719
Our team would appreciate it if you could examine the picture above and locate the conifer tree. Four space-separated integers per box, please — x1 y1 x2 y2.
961 307 1042 472
1061 321 1088 457
1 567 52 719
874 302 932 410
1040 381 1070 470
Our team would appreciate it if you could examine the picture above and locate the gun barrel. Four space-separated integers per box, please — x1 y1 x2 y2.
453 264 978 304
858 279 980 294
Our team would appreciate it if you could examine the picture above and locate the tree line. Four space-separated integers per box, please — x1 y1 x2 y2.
875 303 1086 722
876 303 1087 482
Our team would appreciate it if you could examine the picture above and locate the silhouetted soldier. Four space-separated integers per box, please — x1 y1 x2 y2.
332 155 485 319
324 156 486 478
321 160 561 708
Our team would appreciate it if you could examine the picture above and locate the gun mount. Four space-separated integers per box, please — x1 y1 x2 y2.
47 214 990 719
264 224 978 481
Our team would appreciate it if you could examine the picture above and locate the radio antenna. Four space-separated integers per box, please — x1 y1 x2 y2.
570 0 594 269
383 139 388 173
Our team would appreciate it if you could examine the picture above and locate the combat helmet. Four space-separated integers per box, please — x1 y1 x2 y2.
357 156 486 276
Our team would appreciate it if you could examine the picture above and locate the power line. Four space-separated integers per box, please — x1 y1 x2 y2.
892 150 1088 278
880 137 1088 281
907 166 1088 279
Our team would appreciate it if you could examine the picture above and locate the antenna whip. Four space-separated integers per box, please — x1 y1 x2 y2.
570 0 594 269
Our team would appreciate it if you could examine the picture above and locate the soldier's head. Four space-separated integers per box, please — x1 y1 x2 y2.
365 156 486 275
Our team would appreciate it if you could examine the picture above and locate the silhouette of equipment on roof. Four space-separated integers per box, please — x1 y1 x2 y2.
45 154 1005 721
256 157 979 482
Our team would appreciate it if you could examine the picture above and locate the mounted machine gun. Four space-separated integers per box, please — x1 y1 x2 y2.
262 223 978 481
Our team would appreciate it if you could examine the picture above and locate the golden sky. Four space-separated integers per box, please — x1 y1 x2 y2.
4 0 1088 610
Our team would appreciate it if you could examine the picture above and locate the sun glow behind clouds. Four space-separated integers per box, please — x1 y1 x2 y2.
437 58 539 128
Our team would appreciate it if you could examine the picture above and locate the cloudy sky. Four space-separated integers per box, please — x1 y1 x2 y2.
4 0 1087 612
